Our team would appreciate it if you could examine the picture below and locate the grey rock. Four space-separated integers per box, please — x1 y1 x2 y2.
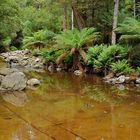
0 68 19 76
56 67 62 72
74 70 83 76
20 60 28 66
27 78 40 86
1 72 27 91
8 56 19 62
0 75 4 83
48 65 54 72
136 78 140 84
22 57 29 60
106 75 126 84
116 75 126 84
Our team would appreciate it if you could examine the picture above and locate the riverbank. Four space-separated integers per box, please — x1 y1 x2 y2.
0 50 140 92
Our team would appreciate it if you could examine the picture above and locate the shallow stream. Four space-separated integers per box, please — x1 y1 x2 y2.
0 68 140 140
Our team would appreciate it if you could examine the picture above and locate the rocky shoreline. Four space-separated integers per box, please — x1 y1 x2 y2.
0 50 140 91
104 73 140 85
0 50 44 71
0 50 42 91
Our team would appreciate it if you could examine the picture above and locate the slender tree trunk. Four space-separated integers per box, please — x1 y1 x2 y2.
133 0 136 19
111 0 119 45
71 8 74 30
72 0 85 29
63 3 68 30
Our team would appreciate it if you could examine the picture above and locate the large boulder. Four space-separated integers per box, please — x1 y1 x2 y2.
27 78 40 87
1 72 27 91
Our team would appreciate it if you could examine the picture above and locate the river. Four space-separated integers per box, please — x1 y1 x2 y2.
0 70 140 140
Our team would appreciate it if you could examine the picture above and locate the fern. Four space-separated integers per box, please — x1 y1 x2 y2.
117 17 140 44
87 44 106 65
94 45 128 69
55 28 100 49
23 30 55 48
111 59 134 74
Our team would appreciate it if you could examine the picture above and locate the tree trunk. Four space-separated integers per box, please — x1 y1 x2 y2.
133 0 136 19
111 0 119 45
71 8 74 30
63 3 68 30
72 1 85 29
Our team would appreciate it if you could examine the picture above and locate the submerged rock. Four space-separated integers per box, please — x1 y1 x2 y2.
27 78 40 87
1 72 27 91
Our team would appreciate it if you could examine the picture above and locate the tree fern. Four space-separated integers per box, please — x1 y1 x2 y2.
117 17 140 44
55 28 100 49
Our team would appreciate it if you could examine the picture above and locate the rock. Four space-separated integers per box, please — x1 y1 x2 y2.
74 70 83 76
8 56 18 62
106 75 126 84
56 67 62 72
22 57 29 60
0 75 4 83
0 68 19 76
33 64 43 69
23 49 31 54
115 75 126 84
27 78 40 87
48 65 54 72
0 50 43 71
20 60 28 66
136 78 140 84
1 72 27 91
35 58 40 62
106 78 117 84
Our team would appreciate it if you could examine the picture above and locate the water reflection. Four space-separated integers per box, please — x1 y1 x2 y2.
0 72 140 139
1 92 28 107
33 72 140 105
12 124 35 140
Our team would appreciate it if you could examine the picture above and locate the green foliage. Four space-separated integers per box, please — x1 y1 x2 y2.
136 67 140 73
87 44 105 65
23 30 55 48
55 28 100 49
117 18 140 44
41 48 65 62
87 45 128 70
32 48 41 56
0 0 21 38
111 59 134 74
129 45 140 67
19 0 62 35
10 46 18 51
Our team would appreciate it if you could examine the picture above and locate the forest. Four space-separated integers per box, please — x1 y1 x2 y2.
0 0 140 76
0 1 140 139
